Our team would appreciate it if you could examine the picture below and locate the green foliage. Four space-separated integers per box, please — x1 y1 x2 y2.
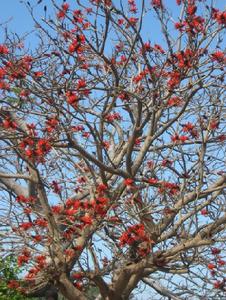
85 285 99 300
0 255 31 300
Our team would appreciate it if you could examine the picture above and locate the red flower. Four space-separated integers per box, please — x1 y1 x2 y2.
212 8 226 26
34 71 43 77
45 117 59 132
124 178 134 186
97 183 108 193
217 259 225 266
20 222 33 230
105 112 122 122
218 134 226 142
2 117 17 130
148 178 158 184
161 159 172 167
51 180 61 194
73 282 83 290
66 91 79 105
207 263 215 270
52 205 63 214
7 280 20 289
16 195 35 204
72 272 84 280
167 71 181 89
147 160 154 168
34 218 48 227
118 19 124 25
35 255 46 268
36 138 52 156
57 10 66 19
154 44 165 54
211 248 221 255
80 213 93 225
65 208 77 216
211 51 225 63
108 216 122 223
33 235 42 242
151 0 163 9
62 3 69 11
179 135 189 142
171 134 188 143
0 44 9 54
213 280 223 289
119 223 151 256
187 5 197 16
200 208 208 216
127 17 138 27
167 96 182 107
18 250 31 266
77 79 87 89
209 119 219 130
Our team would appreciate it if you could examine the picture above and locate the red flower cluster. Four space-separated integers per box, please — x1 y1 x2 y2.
35 255 46 268
167 96 182 107
105 112 122 122
167 71 181 89
2 117 17 130
211 51 225 63
141 41 151 54
124 178 134 186
0 44 9 54
147 178 158 184
20 137 52 161
153 44 165 54
172 49 195 69
90 196 109 216
200 208 208 216
175 16 205 34
18 248 31 266
171 134 189 143
77 78 87 89
51 205 63 214
16 195 36 204
158 181 180 195
19 222 33 231
151 0 163 9
213 280 225 289
126 17 139 27
66 91 79 107
51 180 62 194
5 55 32 81
7 280 20 289
182 122 199 139
133 69 149 84
25 266 40 280
80 213 93 225
162 159 173 167
212 8 226 26
68 34 86 54
119 223 151 257
34 218 48 227
128 0 137 13
57 2 69 19
45 116 59 133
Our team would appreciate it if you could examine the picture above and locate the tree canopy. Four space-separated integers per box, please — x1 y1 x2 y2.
0 0 225 299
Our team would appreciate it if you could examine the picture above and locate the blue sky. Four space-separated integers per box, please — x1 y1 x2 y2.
1 0 224 48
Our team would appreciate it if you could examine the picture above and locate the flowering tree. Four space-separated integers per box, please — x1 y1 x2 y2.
0 0 225 299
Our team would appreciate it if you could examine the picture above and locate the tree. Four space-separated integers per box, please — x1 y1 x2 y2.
0 0 225 299
0 256 34 300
